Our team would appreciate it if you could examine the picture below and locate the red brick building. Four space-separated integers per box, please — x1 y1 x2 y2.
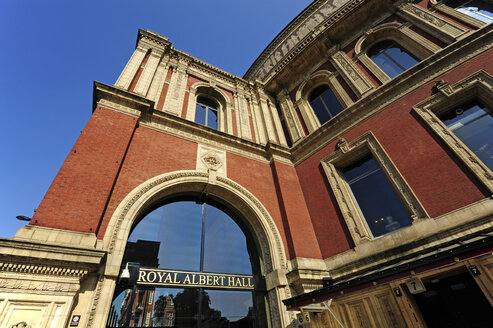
1 0 492 327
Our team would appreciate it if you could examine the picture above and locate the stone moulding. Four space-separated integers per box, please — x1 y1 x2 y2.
321 132 429 244
245 0 365 82
0 262 88 278
412 70 493 194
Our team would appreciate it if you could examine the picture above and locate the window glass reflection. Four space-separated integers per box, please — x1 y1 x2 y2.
109 288 254 328
440 103 493 170
368 40 419 79
308 85 344 125
342 156 413 237
127 201 202 271
203 290 254 328
448 0 493 24
111 200 265 327
203 204 252 274
195 96 219 130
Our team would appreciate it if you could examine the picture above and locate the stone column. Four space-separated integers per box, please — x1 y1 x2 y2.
163 61 188 116
233 93 243 139
258 94 279 144
276 90 304 143
250 95 268 145
132 50 162 96
146 55 170 107
236 91 253 140
331 51 373 98
115 46 147 90
268 98 288 146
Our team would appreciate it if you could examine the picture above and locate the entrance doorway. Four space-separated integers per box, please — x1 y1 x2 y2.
413 271 492 328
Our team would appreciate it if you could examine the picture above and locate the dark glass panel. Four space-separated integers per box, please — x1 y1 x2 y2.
309 84 344 124
440 103 493 170
208 108 218 130
385 46 419 70
371 53 403 79
414 272 493 328
308 85 330 102
202 290 254 328
128 201 203 271
320 88 343 117
310 96 331 124
342 157 413 237
197 96 218 109
368 40 418 78
342 154 378 183
203 204 252 275
195 104 207 126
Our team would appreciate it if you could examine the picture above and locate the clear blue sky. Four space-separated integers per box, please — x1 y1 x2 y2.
0 0 312 238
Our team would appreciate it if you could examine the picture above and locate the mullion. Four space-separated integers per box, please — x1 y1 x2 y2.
321 96 333 119
382 48 406 72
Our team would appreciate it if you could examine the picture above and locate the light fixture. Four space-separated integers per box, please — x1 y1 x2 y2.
120 263 130 280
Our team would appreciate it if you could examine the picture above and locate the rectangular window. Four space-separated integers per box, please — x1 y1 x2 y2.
439 102 493 171
341 155 413 238
321 132 427 245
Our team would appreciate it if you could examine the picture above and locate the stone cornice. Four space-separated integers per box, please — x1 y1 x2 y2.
291 25 493 165
137 29 171 50
168 48 252 88
141 109 293 165
0 238 106 267
245 0 371 82
244 0 328 80
93 81 154 117
0 262 88 278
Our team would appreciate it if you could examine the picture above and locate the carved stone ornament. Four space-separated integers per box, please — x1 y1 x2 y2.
337 138 350 153
432 80 454 96
404 4 445 27
201 151 223 171
10 322 31 328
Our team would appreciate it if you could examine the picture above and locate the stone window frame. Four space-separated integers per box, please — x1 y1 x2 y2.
412 70 493 194
185 82 233 134
295 70 353 133
430 0 488 29
321 132 429 245
354 22 440 84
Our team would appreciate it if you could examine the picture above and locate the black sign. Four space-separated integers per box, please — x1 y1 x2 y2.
70 315 81 327
393 287 402 297
137 267 254 290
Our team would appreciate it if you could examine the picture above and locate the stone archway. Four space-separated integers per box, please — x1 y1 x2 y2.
89 170 291 328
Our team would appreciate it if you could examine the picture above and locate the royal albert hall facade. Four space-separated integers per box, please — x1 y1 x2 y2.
2 0 493 327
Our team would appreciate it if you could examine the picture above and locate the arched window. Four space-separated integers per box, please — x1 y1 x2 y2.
107 199 268 328
308 84 344 125
368 40 419 79
447 0 493 24
195 96 218 130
